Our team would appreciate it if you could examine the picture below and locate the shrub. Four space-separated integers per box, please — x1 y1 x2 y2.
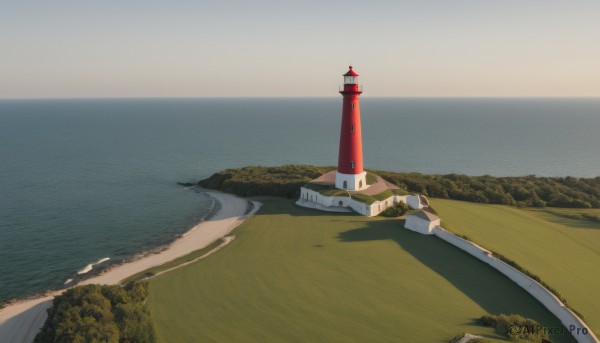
380 202 410 217
478 314 550 342
34 282 156 343
478 314 496 327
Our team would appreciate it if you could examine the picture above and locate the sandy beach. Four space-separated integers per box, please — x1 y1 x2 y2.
0 191 259 343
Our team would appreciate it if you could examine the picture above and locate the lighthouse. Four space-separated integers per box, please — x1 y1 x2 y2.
335 66 367 191
298 65 415 216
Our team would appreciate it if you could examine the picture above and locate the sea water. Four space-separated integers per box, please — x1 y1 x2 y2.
1 97 599 302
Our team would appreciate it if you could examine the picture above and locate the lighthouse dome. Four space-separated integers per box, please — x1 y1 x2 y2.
343 66 359 76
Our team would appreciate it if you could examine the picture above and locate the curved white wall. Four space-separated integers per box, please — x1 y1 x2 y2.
432 226 599 343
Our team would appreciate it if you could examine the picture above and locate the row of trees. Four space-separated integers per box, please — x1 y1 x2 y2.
199 165 332 198
376 171 600 208
34 282 156 343
197 165 600 209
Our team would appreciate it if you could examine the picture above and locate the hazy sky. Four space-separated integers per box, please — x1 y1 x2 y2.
1 0 599 98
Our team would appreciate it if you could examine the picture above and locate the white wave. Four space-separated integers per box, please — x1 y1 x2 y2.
64 278 73 285
77 264 93 275
76 257 110 275
94 257 110 265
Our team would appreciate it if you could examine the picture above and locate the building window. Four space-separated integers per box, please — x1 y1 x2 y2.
343 181 347 189
352 103 355 110
350 161 355 169
350 124 354 132
359 180 363 188
338 200 343 206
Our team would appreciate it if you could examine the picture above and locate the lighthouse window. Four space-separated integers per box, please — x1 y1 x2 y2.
350 161 355 169
350 124 354 132
352 103 355 110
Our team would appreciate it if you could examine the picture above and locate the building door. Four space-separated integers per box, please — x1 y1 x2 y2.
343 181 347 189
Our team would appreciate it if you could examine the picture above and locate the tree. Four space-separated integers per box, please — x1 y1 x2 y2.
34 282 156 343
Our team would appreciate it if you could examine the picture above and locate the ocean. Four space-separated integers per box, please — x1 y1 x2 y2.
1 97 599 302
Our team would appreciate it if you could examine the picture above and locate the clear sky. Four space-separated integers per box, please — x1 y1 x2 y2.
1 0 599 98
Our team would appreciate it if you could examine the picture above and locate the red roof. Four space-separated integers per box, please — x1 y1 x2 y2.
344 65 359 76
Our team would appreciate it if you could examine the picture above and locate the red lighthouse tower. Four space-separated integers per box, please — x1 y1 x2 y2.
336 66 367 191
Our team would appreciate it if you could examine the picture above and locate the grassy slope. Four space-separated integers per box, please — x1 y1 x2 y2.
148 198 574 343
431 198 600 337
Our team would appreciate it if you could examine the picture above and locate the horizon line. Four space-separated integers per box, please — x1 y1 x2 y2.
2 95 600 101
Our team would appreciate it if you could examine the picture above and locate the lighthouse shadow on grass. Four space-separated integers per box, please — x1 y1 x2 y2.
336 221 505 313
336 220 576 343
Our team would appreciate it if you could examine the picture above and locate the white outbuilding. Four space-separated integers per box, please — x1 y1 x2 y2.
404 210 440 235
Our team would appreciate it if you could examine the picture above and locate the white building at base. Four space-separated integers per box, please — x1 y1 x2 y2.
297 170 428 217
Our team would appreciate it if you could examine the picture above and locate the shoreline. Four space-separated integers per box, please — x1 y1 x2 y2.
1 187 219 308
0 191 261 343
203 189 223 221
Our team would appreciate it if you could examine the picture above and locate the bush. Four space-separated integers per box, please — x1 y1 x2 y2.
478 314 550 342
34 282 156 343
379 202 410 217
478 314 496 327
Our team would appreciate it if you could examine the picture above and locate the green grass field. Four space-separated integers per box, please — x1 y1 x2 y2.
431 198 600 337
148 198 574 342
